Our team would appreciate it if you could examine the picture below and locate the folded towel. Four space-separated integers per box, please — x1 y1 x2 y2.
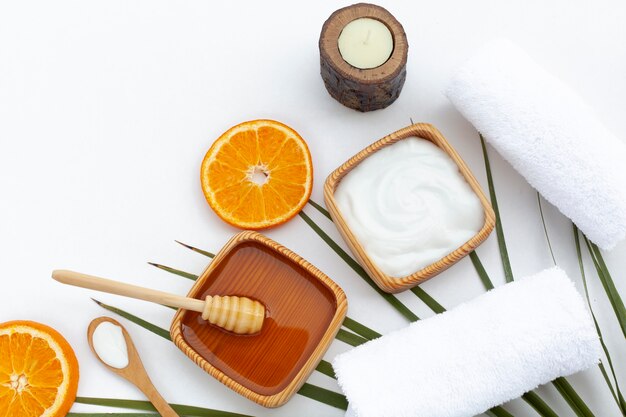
445 39 626 250
333 267 600 417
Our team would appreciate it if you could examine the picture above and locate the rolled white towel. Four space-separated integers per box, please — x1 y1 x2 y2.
333 267 600 417
445 39 626 250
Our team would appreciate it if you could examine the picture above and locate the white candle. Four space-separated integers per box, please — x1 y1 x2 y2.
338 18 393 69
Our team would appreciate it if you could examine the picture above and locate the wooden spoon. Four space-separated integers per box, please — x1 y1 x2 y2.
53 269 265 334
87 317 179 417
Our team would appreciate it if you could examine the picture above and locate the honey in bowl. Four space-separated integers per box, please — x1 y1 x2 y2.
171 231 347 407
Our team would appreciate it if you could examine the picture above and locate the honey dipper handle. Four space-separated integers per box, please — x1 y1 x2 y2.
52 269 205 313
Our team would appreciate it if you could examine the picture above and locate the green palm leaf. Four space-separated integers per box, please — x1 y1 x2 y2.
342 316 381 340
92 299 171 340
522 391 559 417
299 209 419 322
538 196 623 415
316 359 336 379
574 226 626 415
480 134 595 417
307 199 333 221
485 409 516 417
299 383 348 410
304 201 447 316
469 251 494 291
147 262 198 280
410 286 446 314
582 237 626 339
551 378 595 417
480 135 514 283
68 414 158 417
74 397 253 417
536 193 556 265
538 194 624 415
175 240 215 258
336 328 369 346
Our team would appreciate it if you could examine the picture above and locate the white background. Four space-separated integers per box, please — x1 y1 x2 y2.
1 1 625 416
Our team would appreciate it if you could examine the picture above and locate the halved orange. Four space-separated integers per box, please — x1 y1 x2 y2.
0 321 79 417
201 120 313 229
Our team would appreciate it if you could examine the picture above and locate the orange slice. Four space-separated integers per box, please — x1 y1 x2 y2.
201 120 313 229
0 321 79 417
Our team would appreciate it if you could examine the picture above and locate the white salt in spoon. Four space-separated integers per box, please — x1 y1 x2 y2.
87 317 179 417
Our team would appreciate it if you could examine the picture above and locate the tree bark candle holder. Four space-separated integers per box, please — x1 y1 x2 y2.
319 3 408 112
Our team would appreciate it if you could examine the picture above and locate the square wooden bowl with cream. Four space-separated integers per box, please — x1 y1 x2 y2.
170 231 347 407
324 123 495 293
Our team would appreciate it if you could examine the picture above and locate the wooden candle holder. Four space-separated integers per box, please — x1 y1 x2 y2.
319 3 408 112
324 123 496 293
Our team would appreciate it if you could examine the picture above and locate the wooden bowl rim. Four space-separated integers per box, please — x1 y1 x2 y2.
170 230 348 408
319 2 408 85
323 123 496 293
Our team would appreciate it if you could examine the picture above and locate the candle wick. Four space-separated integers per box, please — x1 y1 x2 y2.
364 29 371 45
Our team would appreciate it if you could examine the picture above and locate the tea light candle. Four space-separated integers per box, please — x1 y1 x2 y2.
319 3 408 112
338 18 393 69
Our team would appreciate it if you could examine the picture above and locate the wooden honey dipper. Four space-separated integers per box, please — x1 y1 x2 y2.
52 270 265 334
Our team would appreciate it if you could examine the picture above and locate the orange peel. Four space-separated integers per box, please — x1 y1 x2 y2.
201 119 313 229
0 320 79 417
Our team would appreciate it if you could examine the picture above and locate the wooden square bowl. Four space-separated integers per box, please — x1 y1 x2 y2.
170 231 347 408
323 123 495 293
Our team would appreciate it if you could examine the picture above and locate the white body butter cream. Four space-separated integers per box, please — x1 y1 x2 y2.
335 138 484 278
93 321 129 369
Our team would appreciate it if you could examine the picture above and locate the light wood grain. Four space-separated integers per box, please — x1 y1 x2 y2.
87 317 179 417
324 123 496 293
53 270 264 334
170 231 348 408
319 3 408 111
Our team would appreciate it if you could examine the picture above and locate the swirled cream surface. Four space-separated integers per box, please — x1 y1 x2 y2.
334 138 484 278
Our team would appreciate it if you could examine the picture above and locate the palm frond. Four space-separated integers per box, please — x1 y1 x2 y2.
298 383 348 410
175 240 215 258
336 328 369 346
574 225 626 415
74 397 253 417
410 286 446 314
481 133 597 417
582 236 626 339
522 391 559 417
147 262 197 281
92 299 171 340
552 378 596 417
536 193 556 265
342 316 381 340
469 251 494 291
307 199 332 221
299 210 419 322
316 359 336 379
480 134 514 282
68 414 158 417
